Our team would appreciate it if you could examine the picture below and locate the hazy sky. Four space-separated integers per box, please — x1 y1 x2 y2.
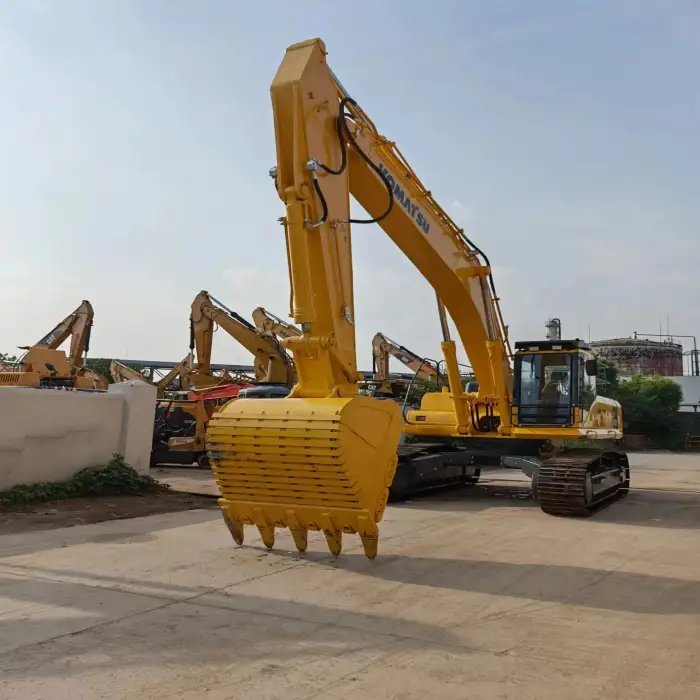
2 0 698 371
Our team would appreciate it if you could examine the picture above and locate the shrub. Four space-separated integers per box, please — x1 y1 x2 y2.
0 454 169 506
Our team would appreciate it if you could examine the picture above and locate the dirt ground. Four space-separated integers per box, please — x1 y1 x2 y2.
0 492 218 535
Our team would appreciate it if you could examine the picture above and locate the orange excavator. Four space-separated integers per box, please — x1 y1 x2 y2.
0 300 108 390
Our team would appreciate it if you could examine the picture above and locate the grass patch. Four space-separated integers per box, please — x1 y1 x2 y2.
0 454 170 506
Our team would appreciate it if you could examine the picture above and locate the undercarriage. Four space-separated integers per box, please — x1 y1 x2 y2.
389 440 630 517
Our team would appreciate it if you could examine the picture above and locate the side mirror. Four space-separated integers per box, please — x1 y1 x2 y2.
585 359 598 377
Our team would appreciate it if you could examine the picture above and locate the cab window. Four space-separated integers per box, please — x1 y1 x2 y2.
516 353 572 406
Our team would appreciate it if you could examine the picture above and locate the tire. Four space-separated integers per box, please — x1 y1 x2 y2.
196 452 210 469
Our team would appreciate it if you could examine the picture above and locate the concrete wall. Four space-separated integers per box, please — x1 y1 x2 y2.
667 376 700 412
0 380 156 492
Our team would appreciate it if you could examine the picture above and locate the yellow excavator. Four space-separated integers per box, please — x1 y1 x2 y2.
371 331 446 397
189 291 295 398
0 300 108 390
207 39 627 559
109 356 193 398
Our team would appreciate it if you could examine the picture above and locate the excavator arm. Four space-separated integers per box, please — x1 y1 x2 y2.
155 355 193 396
208 38 504 558
110 359 150 385
270 40 511 427
190 291 295 387
372 332 445 389
111 357 193 397
252 307 302 340
266 40 512 423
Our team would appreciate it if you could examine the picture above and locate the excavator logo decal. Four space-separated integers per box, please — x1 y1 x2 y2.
377 162 430 235
37 330 60 346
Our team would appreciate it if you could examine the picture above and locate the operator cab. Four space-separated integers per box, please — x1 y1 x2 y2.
512 339 597 427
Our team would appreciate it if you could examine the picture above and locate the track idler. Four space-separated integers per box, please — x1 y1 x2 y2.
206 395 404 558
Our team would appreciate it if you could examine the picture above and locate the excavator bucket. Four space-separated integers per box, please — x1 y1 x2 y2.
206 395 403 558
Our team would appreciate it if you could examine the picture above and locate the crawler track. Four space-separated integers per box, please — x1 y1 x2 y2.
389 444 480 501
535 450 630 517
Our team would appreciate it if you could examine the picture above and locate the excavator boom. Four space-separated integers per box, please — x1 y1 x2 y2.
207 39 627 559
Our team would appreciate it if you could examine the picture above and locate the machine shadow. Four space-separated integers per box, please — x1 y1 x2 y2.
392 479 535 513
393 479 700 530
330 554 700 616
0 569 466 678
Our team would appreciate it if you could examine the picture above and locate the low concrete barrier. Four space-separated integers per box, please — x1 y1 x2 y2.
0 380 156 492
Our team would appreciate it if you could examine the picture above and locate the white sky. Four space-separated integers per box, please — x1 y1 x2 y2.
1 1 699 372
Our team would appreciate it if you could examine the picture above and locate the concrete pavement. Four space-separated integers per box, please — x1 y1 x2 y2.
2 453 700 699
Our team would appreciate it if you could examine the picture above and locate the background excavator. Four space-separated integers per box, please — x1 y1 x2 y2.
249 306 301 398
370 331 446 399
206 38 627 559
252 307 303 340
189 291 295 398
0 300 108 390
110 356 193 398
152 293 296 467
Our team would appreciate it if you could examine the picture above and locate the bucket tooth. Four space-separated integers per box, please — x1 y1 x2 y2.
257 525 276 549
360 535 378 560
221 509 244 545
206 395 404 558
289 527 308 553
358 515 379 560
320 512 342 557
323 528 343 557
286 509 308 553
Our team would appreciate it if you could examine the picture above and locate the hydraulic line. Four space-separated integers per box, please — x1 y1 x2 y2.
308 96 394 228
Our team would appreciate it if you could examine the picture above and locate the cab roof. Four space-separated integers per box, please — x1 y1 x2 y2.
514 339 590 352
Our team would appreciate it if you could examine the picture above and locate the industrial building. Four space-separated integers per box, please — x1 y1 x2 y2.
590 337 684 377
